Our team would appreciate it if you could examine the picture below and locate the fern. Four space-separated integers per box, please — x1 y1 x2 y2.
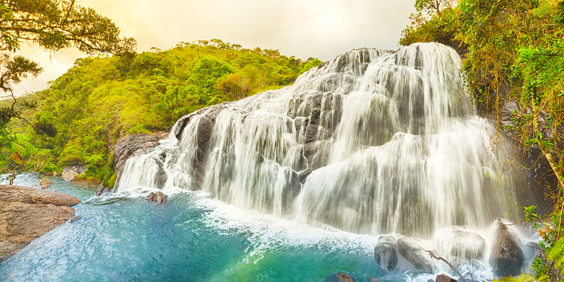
10 134 37 156
547 238 564 276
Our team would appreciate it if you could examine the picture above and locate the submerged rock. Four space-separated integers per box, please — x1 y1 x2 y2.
323 272 354 282
146 191 167 204
0 185 80 263
374 235 398 272
62 165 87 181
489 219 524 277
397 238 437 274
96 184 111 196
39 178 52 189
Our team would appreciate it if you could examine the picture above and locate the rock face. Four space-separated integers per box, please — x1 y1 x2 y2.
146 191 167 204
489 220 524 277
62 165 87 181
323 272 355 282
170 103 231 187
0 185 80 263
113 134 162 177
397 238 437 274
374 235 398 272
95 184 111 196
39 178 52 189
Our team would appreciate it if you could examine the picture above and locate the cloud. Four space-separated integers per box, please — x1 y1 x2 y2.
9 0 416 97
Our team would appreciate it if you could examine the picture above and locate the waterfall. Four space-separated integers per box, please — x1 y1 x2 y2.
115 43 526 238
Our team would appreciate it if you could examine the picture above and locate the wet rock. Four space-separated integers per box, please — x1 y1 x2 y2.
489 219 524 277
434 229 486 260
323 272 354 282
62 165 87 181
146 191 167 204
152 131 169 139
39 178 52 189
96 184 111 196
0 185 79 263
435 274 458 282
397 238 437 274
113 134 161 177
69 216 82 223
374 235 398 272
298 168 312 183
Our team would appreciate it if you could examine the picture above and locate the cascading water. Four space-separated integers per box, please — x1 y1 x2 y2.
1 43 549 282
117 42 524 237
114 43 541 279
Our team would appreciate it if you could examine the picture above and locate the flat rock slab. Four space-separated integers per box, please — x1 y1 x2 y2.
0 185 80 207
0 185 80 263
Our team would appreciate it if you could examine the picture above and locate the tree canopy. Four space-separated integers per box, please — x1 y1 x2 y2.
0 0 136 180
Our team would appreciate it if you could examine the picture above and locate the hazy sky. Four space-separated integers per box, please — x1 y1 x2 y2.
7 0 416 98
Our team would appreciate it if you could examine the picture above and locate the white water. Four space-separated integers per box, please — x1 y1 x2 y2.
115 43 526 240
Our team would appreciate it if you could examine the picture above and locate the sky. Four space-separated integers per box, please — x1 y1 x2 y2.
7 0 416 98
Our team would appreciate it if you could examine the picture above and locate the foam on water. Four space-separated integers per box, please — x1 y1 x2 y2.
0 173 541 281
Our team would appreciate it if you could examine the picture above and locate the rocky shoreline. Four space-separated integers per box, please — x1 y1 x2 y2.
0 185 80 264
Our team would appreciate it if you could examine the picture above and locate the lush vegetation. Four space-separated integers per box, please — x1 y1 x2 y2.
401 0 564 279
1 39 321 187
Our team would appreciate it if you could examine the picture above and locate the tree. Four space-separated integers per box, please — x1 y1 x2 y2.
0 0 136 180
187 57 234 104
415 0 457 18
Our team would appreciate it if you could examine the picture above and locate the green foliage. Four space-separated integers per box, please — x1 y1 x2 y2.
547 238 564 272
0 0 135 183
302 58 323 73
415 0 457 17
188 56 234 104
399 4 461 47
494 273 549 282
4 39 320 188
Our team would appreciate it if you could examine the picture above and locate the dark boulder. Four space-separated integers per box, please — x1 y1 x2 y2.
146 191 167 204
435 274 458 282
374 235 398 272
323 272 354 282
96 184 111 196
397 238 437 274
489 219 524 277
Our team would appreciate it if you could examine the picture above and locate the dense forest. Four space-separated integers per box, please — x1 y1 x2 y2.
0 39 321 188
401 0 564 280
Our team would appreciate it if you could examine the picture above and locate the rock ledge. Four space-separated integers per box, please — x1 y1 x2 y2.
0 185 80 263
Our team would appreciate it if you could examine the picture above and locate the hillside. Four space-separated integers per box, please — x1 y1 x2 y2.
1 39 321 187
